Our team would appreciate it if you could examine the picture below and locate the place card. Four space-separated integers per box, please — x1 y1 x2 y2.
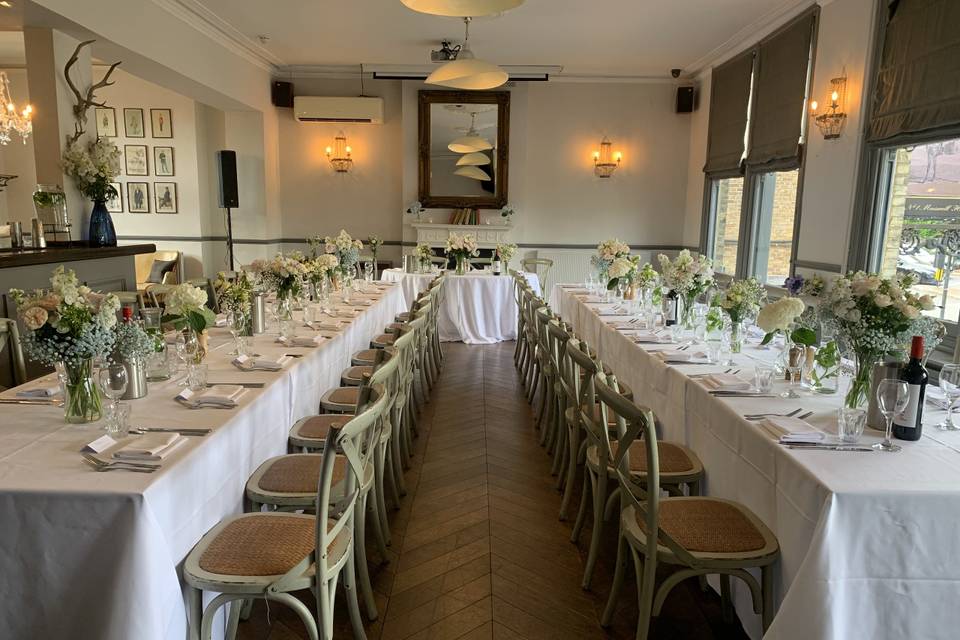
83 434 118 454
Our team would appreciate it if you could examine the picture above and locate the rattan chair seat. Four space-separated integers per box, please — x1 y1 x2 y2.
291 414 353 440
342 365 373 386
322 386 360 407
258 454 347 493
370 333 396 348
352 349 379 366
632 498 769 555
610 440 696 474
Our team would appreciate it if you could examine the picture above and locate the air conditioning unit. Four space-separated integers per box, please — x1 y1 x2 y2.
293 96 384 124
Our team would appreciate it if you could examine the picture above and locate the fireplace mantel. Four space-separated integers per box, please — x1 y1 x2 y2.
410 222 512 248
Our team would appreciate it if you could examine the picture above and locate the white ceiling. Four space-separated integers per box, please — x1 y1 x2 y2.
193 0 800 77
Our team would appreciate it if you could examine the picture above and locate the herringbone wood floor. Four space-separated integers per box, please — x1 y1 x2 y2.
238 342 748 640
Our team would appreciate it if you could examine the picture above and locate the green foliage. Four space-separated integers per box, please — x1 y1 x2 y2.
790 327 817 347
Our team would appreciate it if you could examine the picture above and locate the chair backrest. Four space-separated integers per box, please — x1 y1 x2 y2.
522 258 553 291
594 373 700 568
0 318 26 387
565 340 603 442
469 257 492 267
429 255 448 268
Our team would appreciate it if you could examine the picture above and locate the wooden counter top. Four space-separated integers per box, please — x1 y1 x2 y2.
0 243 156 269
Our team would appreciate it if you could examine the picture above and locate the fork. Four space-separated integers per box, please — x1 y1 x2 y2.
81 453 159 472
744 408 803 420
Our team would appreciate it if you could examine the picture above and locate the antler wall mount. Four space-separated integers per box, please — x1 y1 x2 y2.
63 40 121 144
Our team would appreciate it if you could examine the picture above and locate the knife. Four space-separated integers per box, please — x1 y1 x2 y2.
786 444 874 452
134 427 212 436
0 398 63 406
206 382 264 388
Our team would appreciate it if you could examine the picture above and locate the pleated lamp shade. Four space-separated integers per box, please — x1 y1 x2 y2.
401 0 524 17
454 165 492 180
456 152 491 166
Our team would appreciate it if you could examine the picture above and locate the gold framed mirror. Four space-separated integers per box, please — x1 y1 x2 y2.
418 90 510 208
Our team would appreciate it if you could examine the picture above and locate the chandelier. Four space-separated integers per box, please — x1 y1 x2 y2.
325 131 353 173
0 72 32 145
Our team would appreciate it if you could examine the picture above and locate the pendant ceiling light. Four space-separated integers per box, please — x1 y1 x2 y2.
454 165 492 181
448 112 494 153
426 17 508 90
401 0 524 17
456 151 491 166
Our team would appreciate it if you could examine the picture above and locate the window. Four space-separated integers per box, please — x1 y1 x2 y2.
708 177 744 274
749 169 800 284
871 138 960 327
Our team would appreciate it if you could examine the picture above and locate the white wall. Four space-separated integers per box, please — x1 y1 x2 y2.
681 0 879 273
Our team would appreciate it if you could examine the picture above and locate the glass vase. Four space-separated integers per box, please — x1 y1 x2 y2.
679 294 697 332
729 320 744 353
276 296 296 340
57 359 102 424
455 255 467 276
845 352 875 409
87 200 117 248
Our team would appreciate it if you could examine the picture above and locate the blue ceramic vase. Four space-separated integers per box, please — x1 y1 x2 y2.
88 200 117 247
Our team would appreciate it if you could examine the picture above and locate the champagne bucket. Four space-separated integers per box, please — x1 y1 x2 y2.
250 292 266 334
121 358 149 400
867 360 901 430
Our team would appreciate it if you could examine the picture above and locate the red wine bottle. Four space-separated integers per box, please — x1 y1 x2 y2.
664 290 678 326
893 336 927 441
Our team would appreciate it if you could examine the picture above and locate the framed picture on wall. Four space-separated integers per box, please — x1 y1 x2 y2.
128 182 149 213
153 146 174 176
123 108 145 138
124 145 148 176
95 107 117 137
106 182 123 213
150 109 173 138
154 182 177 214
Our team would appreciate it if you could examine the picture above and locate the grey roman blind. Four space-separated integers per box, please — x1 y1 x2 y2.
746 11 817 171
868 0 960 144
703 50 755 176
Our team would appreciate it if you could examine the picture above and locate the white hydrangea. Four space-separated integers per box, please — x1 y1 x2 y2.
607 257 634 279
757 297 806 333
165 283 208 316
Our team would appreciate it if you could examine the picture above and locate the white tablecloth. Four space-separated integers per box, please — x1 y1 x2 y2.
380 267 436 309
551 284 960 640
438 272 540 344
0 284 404 640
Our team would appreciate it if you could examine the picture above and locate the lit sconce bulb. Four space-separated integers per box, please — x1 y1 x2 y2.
593 151 600 160
5 103 13 112
614 151 623 163
831 90 839 104
345 145 352 155
325 146 333 155
810 100 818 113
22 104 31 117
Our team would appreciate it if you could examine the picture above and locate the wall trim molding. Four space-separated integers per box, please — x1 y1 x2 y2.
150 0 282 71
685 0 816 75
793 259 843 273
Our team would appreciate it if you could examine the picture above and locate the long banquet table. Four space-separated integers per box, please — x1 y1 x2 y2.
551 285 960 640
0 283 404 640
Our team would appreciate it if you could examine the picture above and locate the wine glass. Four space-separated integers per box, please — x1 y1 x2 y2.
98 364 128 426
875 378 908 452
780 351 802 398
615 278 627 304
585 272 596 292
938 364 960 431
227 309 248 356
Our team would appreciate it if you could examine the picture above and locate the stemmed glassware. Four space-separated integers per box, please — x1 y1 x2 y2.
875 378 908 452
781 351 802 398
938 364 960 431
98 364 128 432
227 309 249 357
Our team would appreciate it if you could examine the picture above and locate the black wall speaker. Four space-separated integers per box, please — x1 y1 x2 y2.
676 86 696 113
272 81 294 108
216 150 239 209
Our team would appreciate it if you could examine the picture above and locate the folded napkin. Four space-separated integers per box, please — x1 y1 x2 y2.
926 386 952 410
16 384 61 398
177 385 245 407
630 331 671 344
762 416 825 444
702 373 752 392
278 335 324 348
113 433 187 461
336 308 359 318
306 321 341 332
654 350 709 363
233 354 291 371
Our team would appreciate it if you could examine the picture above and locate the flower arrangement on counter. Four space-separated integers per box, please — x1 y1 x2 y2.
591 238 631 280
784 273 825 297
61 137 122 203
496 243 518 265
250 254 309 300
10 267 120 423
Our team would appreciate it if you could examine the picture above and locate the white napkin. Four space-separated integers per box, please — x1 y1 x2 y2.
762 416 825 444
306 321 341 332
654 350 709 363
233 354 291 371
278 335 324 348
16 384 61 398
336 308 359 318
177 385 245 407
926 386 952 410
703 373 751 392
113 433 187 461
631 331 671 343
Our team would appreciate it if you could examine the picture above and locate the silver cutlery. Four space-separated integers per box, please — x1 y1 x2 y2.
710 392 777 398
175 397 236 410
786 444 874 452
796 411 815 420
206 382 264 389
744 408 803 420
0 397 63 406
690 369 735 377
81 453 159 472
283 353 305 358
131 427 211 436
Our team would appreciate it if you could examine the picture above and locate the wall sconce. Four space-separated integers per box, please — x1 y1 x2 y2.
809 76 847 140
325 131 353 173
593 137 622 178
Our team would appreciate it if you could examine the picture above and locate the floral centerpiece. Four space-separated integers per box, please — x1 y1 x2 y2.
161 282 217 362
306 254 339 293
757 296 807 344
113 318 155 399
496 243 518 266
62 137 123 248
591 238 630 282
500 206 515 223
311 230 363 282
719 278 766 352
367 235 383 278
445 232 479 275
634 262 661 306
10 267 119 423
250 254 308 300
818 271 933 408
657 250 714 329
414 243 434 271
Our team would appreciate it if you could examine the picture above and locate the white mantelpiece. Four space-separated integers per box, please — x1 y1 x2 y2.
410 222 512 249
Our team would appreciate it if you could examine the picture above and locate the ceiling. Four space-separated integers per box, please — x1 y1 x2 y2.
193 0 800 77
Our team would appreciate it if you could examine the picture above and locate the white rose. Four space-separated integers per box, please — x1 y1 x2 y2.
918 295 935 310
874 294 892 308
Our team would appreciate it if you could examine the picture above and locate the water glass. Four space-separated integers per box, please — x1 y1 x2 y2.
875 378 908 452
837 407 866 443
105 402 132 438
98 364 128 418
187 363 208 391
754 364 775 393
938 363 960 431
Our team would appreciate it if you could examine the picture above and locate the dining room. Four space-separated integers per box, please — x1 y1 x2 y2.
1 1 959 639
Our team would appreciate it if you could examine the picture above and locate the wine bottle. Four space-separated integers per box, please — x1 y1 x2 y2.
893 336 927 441
664 290 678 326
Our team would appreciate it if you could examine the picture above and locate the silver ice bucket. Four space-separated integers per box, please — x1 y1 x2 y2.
121 358 149 400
